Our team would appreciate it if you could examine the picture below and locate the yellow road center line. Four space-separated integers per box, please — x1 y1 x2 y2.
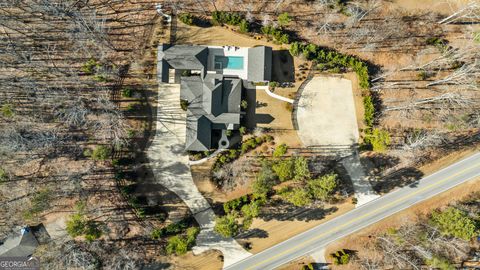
246 162 480 270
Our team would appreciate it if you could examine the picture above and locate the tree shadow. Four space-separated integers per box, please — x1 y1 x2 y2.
361 154 424 193
243 87 275 129
141 262 172 270
260 199 338 222
236 228 269 239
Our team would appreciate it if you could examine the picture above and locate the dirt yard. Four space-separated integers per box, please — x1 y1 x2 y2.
237 200 355 254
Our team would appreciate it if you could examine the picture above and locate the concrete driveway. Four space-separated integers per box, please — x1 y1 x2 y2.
147 83 250 267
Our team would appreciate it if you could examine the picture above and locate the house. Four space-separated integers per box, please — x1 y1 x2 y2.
157 44 272 151
0 227 39 258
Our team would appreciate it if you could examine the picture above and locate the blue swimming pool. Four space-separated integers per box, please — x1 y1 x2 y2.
214 56 244 70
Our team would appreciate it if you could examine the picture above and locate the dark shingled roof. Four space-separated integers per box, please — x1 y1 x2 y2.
0 228 38 258
247 46 272 82
157 44 273 151
157 44 171 83
185 111 212 151
163 45 208 71
181 74 242 151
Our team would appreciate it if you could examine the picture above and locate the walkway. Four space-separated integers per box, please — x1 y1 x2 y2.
188 148 227 166
146 83 251 267
341 150 380 207
256 85 294 103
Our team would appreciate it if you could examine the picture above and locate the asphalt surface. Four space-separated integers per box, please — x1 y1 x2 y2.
225 152 480 270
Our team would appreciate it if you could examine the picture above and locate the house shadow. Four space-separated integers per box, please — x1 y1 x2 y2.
272 50 295 83
243 87 275 129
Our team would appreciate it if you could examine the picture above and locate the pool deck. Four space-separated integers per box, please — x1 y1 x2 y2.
207 46 249 80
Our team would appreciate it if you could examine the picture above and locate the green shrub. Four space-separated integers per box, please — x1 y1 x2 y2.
224 195 249 213
211 11 243 26
241 201 260 219
426 255 455 270
66 213 86 237
430 207 478 240
180 99 189 111
268 81 279 89
277 12 291 27
289 42 301 56
165 226 200 255
82 58 100 74
84 222 102 242
241 99 248 109
121 88 133 98
241 201 261 230
91 146 111 161
252 162 276 198
166 235 188 255
186 227 200 243
365 129 391 152
417 70 428 80
83 149 92 157
426 37 445 46
1 104 14 117
239 126 247 135
272 158 294 182
126 103 140 112
363 95 375 128
474 31 480 43
331 249 350 265
261 25 290 44
307 173 338 201
328 67 341 73
214 212 240 237
178 13 194 25
273 143 288 157
127 129 136 138
0 168 8 183
66 212 102 242
294 157 310 181
120 184 136 196
279 187 312 207
239 19 250 33
152 219 191 240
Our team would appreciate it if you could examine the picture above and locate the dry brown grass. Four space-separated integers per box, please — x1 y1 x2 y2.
171 250 223 270
326 176 480 269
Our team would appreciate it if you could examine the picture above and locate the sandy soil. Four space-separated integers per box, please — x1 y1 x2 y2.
176 23 288 50
297 76 359 146
240 200 355 254
256 87 302 148
172 249 223 270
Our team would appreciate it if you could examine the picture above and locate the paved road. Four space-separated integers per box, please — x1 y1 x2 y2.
225 152 480 270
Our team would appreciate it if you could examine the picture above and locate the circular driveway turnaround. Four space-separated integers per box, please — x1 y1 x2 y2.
295 76 378 207
296 76 359 147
